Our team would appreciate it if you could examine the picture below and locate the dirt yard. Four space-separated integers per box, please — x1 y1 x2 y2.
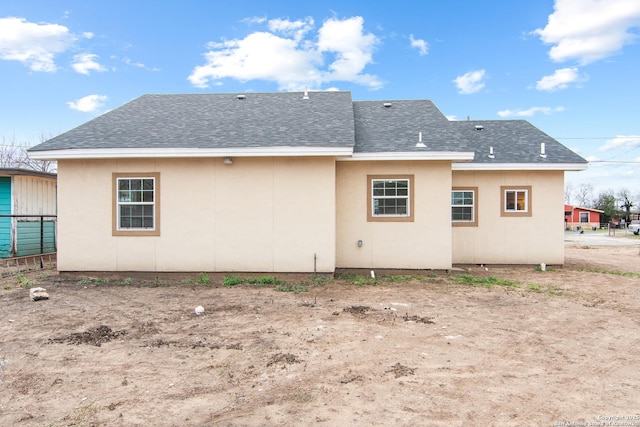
1 244 639 427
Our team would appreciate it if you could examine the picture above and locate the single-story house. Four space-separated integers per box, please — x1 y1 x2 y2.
564 204 603 230
0 168 57 258
28 91 587 273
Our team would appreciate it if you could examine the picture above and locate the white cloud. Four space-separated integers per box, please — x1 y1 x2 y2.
497 106 565 117
72 53 106 75
599 135 640 151
0 17 75 72
453 69 486 94
67 94 108 112
536 67 585 91
409 34 428 56
188 16 381 91
533 0 640 64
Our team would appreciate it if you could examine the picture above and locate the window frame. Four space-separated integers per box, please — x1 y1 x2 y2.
500 186 532 217
580 212 589 223
451 187 478 227
112 172 160 236
367 174 414 222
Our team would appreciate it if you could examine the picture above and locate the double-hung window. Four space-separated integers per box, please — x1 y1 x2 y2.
451 187 477 226
501 186 532 217
113 173 160 236
367 175 414 222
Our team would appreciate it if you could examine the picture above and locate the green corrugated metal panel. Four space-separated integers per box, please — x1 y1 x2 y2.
0 177 11 257
16 221 56 256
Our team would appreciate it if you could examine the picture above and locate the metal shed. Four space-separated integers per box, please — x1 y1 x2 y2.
0 169 57 258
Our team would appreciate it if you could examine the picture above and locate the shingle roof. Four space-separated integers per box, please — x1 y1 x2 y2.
451 120 587 164
30 91 356 151
29 91 587 166
353 100 463 153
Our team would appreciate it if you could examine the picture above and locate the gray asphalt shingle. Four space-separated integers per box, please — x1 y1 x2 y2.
30 91 587 166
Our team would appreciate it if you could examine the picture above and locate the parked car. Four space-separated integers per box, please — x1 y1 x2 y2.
629 220 640 235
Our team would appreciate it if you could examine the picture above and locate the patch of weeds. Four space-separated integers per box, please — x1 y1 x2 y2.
76 278 109 286
343 274 376 286
195 273 211 285
449 274 521 288
3 286 11 290
275 284 308 293
528 283 563 296
246 276 284 286
534 265 556 272
180 278 195 284
119 277 133 286
16 273 33 289
223 275 244 287
311 274 332 285
545 285 564 296
386 275 421 282
583 268 640 278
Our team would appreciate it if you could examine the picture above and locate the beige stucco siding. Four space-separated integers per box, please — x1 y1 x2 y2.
452 170 565 265
56 157 336 272
336 161 452 270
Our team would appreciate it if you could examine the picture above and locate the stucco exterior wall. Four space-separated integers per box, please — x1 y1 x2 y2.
56 157 336 272
336 161 452 270
452 170 565 265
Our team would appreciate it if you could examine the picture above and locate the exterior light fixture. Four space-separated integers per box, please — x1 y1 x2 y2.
223 157 233 164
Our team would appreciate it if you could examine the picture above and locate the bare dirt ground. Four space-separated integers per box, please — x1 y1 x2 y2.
1 243 639 427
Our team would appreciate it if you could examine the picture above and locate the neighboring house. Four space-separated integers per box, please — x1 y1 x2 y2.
564 204 603 230
0 168 57 258
28 91 587 273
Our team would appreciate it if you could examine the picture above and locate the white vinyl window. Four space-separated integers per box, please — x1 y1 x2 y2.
367 175 414 222
451 190 475 222
504 189 528 213
117 177 156 230
372 179 410 217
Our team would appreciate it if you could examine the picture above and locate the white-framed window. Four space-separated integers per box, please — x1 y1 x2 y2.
113 173 160 236
501 186 532 217
367 175 414 222
452 188 477 226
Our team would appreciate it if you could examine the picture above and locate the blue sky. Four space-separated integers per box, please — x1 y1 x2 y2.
1 0 639 197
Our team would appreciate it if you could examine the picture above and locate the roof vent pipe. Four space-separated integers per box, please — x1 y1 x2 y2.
384 102 392 108
236 94 246 100
416 131 426 148
302 89 309 100
488 146 495 159
540 142 547 158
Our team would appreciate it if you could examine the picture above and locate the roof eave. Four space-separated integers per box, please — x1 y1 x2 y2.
338 151 475 161
452 162 588 171
28 146 354 160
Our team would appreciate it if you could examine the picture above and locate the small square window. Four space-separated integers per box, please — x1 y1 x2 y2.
501 186 532 217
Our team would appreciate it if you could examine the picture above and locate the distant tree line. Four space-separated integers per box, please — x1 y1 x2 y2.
565 182 638 224
0 135 56 173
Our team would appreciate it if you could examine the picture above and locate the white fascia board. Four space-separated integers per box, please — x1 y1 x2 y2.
27 146 354 160
337 151 475 161
452 162 588 171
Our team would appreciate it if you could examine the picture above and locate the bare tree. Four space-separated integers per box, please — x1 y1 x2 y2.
0 135 56 173
575 183 594 207
564 182 574 205
617 189 635 223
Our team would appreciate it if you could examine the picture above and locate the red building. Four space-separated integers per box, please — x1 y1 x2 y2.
564 204 603 230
